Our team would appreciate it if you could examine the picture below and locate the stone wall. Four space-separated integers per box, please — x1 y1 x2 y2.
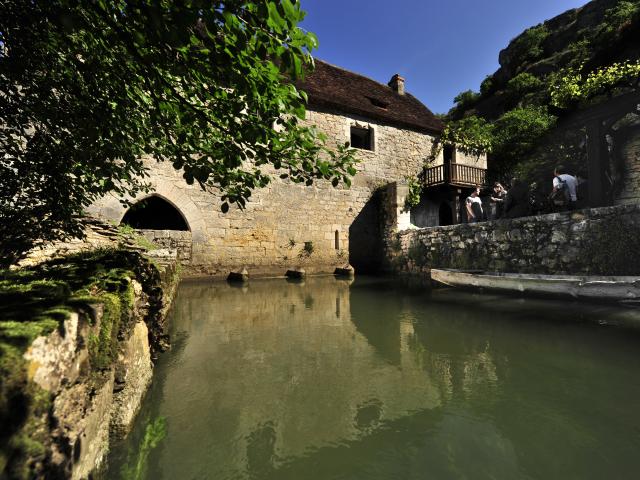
138 229 193 263
615 127 640 205
5 227 180 478
384 193 640 276
89 107 437 276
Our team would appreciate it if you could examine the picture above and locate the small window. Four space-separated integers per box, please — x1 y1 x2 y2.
335 230 340 250
350 126 374 151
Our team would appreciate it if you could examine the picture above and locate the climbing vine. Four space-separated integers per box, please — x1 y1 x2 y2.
549 61 640 108
428 116 494 163
404 176 423 208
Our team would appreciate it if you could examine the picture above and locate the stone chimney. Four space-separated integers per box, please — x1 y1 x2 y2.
388 74 405 95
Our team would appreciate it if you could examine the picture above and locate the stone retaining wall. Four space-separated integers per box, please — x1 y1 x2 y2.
6 223 180 479
384 201 640 276
138 229 193 263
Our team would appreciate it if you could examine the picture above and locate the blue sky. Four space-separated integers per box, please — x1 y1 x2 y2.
300 0 588 114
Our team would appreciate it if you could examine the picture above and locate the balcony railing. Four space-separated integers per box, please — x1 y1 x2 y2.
424 163 486 188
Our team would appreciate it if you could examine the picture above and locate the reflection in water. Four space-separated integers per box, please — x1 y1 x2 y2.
108 277 640 480
119 416 167 480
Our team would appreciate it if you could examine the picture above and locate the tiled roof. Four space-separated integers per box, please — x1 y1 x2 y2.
296 60 443 134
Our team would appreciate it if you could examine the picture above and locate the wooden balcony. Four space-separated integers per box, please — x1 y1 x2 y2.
424 163 487 188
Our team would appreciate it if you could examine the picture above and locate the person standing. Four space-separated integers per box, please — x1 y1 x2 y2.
465 186 484 223
551 165 579 210
490 182 507 220
504 178 530 218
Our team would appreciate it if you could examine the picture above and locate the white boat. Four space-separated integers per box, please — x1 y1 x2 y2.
430 268 640 302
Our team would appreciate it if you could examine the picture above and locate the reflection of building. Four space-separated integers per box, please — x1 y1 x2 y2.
154 278 442 478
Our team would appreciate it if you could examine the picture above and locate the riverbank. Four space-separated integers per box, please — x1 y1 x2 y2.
0 223 180 479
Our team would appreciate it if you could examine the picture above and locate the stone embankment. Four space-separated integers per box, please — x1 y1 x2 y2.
1 219 180 479
386 203 640 276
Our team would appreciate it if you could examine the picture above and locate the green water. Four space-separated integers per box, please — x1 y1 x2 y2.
107 276 640 480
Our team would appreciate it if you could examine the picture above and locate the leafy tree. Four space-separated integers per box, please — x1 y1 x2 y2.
505 72 543 103
491 106 557 178
441 116 494 158
0 0 358 267
480 75 494 96
452 89 480 110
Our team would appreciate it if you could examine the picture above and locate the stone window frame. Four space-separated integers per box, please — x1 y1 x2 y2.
347 120 376 152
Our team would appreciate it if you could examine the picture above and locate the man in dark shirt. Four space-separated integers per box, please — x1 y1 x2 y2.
504 178 529 219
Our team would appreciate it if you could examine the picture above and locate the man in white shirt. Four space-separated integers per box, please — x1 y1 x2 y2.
552 166 578 209
465 187 483 223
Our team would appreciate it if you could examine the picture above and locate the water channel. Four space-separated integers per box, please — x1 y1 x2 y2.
107 276 640 479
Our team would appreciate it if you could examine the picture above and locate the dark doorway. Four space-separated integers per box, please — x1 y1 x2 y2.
121 195 189 231
439 202 453 226
349 194 383 274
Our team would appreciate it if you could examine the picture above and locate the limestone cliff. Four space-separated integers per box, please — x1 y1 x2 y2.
451 0 640 121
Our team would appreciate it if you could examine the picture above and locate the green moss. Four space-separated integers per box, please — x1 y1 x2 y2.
118 225 160 251
0 248 157 475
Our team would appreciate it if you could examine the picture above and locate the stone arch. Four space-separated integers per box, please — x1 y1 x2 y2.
89 179 208 244
124 187 207 243
121 194 190 231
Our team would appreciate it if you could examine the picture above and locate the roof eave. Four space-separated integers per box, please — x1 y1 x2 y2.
307 98 444 136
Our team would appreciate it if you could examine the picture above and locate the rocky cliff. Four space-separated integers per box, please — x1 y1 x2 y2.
453 0 640 121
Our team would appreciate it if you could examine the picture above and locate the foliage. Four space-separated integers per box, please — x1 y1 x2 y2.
433 116 494 162
510 24 550 68
404 176 423 209
450 90 481 116
480 75 494 96
505 73 543 102
389 235 402 253
514 127 587 190
491 106 557 178
597 0 640 42
0 1 358 267
565 38 592 68
549 61 640 109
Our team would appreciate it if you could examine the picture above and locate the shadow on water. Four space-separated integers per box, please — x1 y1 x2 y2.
107 275 640 480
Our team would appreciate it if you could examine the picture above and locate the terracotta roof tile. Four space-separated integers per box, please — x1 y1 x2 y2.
296 60 443 134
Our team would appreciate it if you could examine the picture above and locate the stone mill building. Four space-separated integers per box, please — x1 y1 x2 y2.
89 60 487 276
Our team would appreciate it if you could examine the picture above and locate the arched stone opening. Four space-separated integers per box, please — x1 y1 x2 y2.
121 195 190 231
